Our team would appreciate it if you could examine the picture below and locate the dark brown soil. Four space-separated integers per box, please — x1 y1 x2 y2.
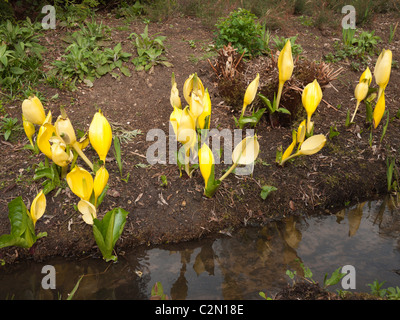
0 8 399 291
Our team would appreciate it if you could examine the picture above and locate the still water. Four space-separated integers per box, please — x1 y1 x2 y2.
1 197 400 300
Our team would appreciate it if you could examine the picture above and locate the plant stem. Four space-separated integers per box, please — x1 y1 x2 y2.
351 100 361 123
275 81 284 111
61 165 68 179
219 162 238 182
71 142 93 171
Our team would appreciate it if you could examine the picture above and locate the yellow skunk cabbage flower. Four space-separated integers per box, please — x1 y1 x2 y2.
89 110 112 163
241 73 259 117
220 135 260 182
55 114 77 145
30 190 46 226
299 134 326 155
197 89 212 129
66 166 94 201
374 49 392 99
22 115 35 147
351 78 369 123
94 166 109 206
282 130 297 163
373 92 385 129
360 66 372 86
302 79 322 134
170 106 183 136
276 40 294 109
77 133 90 150
77 200 97 225
22 95 46 125
177 106 196 149
37 123 56 159
232 135 260 166
170 73 181 109
183 73 204 105
190 91 204 119
199 143 214 190
50 137 73 167
297 119 306 147
280 134 326 166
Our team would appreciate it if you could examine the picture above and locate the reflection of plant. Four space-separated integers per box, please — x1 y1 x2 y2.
129 24 172 71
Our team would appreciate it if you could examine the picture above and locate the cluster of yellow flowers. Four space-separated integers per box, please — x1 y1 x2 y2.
169 72 260 197
352 49 392 128
22 97 113 225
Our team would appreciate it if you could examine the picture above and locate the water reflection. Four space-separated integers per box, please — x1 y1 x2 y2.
1 197 400 300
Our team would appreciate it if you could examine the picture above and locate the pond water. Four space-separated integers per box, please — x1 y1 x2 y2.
1 197 400 300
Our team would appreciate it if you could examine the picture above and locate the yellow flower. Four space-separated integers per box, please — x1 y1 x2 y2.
176 106 196 149
297 119 306 146
30 190 46 226
77 200 97 225
76 133 89 150
232 135 260 165
50 137 73 167
66 166 94 201
278 40 294 83
170 73 181 109
22 95 46 126
198 143 214 189
22 115 35 147
351 79 369 123
55 115 77 145
374 49 392 98
281 130 297 163
37 123 56 159
241 73 259 116
183 73 204 105
170 106 183 136
89 110 112 162
373 92 385 129
280 134 326 166
94 166 109 205
190 91 204 119
302 79 322 134
298 134 326 155
359 66 372 86
197 89 212 129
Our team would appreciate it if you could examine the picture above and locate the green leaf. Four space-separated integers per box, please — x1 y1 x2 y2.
113 136 123 176
10 66 26 75
323 267 345 288
92 208 129 261
260 185 277 200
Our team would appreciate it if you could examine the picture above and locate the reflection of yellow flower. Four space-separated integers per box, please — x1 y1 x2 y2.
30 190 46 226
89 110 112 162
66 166 94 201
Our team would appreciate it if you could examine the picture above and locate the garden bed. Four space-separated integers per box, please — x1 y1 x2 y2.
0 7 399 268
